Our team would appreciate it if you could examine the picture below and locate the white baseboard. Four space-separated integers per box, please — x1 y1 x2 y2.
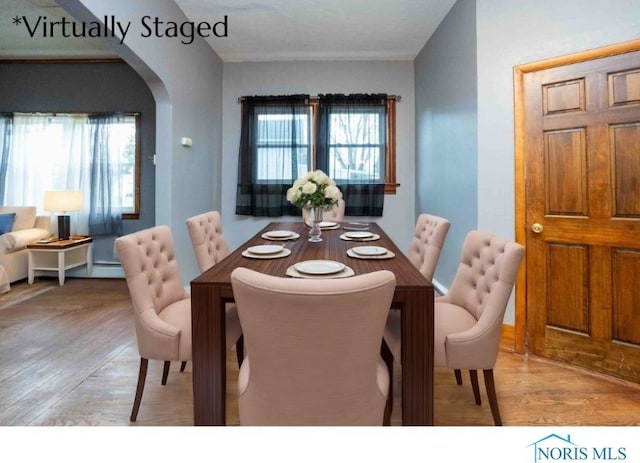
67 264 124 279
432 278 448 296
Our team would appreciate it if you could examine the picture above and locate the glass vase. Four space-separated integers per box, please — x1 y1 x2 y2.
307 206 324 242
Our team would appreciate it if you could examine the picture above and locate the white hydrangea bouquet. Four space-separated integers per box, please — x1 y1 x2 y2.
286 169 342 210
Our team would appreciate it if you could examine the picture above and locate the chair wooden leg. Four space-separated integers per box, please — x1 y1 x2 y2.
130 357 148 422
180 361 187 372
381 340 394 425
236 335 245 366
483 369 502 426
454 369 462 385
383 399 392 426
161 360 170 385
469 370 482 405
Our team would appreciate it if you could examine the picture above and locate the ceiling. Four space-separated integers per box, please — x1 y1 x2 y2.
0 0 456 61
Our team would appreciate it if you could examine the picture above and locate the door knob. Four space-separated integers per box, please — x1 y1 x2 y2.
531 223 543 234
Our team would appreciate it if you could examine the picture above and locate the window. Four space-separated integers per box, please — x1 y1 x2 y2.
109 116 138 214
0 112 141 235
236 95 310 217
236 94 398 217
255 108 310 182
326 106 385 182
88 114 140 220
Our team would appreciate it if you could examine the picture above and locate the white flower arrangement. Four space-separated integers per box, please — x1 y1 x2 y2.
286 169 342 210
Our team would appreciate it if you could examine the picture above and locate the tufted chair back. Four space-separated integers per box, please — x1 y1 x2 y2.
382 213 450 363
115 225 190 361
115 225 194 422
302 198 346 225
185 211 245 367
186 211 231 273
440 231 524 332
231 267 396 425
434 230 524 425
407 214 451 281
323 198 345 222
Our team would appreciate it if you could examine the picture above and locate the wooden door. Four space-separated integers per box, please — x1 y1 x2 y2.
522 49 640 382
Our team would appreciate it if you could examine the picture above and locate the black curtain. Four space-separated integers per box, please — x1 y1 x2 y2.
235 95 309 217
317 94 386 217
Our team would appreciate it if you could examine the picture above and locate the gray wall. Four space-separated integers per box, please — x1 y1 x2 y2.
418 0 640 323
0 61 156 264
414 0 477 292
61 0 225 283
221 60 416 251
477 0 640 239
476 0 640 323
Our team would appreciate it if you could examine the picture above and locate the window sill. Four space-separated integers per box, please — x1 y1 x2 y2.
384 183 400 194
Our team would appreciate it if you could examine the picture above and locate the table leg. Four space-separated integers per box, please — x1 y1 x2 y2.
58 250 65 286
191 284 227 425
28 251 34 284
86 243 93 275
400 287 434 425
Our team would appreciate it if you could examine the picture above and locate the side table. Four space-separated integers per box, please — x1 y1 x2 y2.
27 237 93 286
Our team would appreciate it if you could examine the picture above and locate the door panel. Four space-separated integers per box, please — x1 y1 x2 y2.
611 123 640 216
524 50 640 382
612 249 640 344
546 243 589 333
544 129 587 215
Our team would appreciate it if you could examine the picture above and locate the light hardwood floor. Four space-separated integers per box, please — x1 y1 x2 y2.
1 278 640 426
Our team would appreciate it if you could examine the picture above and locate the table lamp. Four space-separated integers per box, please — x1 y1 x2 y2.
44 190 84 240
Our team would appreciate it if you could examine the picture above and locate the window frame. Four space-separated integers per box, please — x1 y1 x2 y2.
1 111 142 219
253 106 312 184
122 113 141 220
249 97 398 194
309 96 399 194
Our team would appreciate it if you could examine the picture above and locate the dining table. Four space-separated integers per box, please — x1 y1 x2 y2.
190 220 434 425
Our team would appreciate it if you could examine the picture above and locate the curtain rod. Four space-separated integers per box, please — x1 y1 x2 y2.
11 111 141 117
237 95 401 103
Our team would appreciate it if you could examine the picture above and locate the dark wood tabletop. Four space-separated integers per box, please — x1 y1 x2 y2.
190 221 434 425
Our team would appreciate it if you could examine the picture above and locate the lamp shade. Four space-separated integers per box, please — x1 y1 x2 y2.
44 190 84 213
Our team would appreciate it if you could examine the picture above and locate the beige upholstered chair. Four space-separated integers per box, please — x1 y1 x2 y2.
230 267 396 425
115 225 241 422
185 210 230 272
323 198 345 222
434 231 524 425
186 211 244 364
383 213 451 360
302 198 345 225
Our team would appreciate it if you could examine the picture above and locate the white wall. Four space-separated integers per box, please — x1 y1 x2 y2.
221 61 416 251
476 0 640 322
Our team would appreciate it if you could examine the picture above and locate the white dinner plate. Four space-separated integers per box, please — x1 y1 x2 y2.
345 231 374 239
242 248 291 259
294 260 345 275
342 222 370 231
319 221 338 228
352 246 388 256
247 244 284 255
265 230 294 238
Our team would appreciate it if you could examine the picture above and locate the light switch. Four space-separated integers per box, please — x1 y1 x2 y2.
181 137 193 147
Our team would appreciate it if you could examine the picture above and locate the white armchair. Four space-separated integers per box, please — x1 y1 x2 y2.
0 206 51 289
